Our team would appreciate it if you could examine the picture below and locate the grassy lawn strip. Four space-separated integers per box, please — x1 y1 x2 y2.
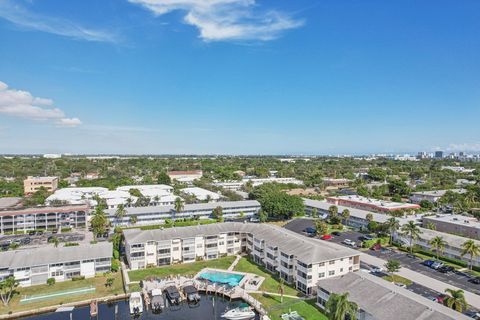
233 257 299 297
382 275 413 286
128 256 236 282
251 293 327 320
0 272 124 315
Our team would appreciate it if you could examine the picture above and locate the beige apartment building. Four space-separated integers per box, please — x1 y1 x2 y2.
23 176 59 194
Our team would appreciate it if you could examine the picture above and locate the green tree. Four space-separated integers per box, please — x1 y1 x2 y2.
157 172 171 185
429 236 447 261
328 205 339 218
212 206 224 222
384 259 401 284
315 219 329 236
444 288 468 313
368 168 387 181
115 204 127 224
341 209 350 226
386 217 400 245
50 236 59 248
0 276 18 306
105 277 115 287
365 213 373 222
325 292 358 320
130 215 138 225
47 278 55 286
91 206 109 240
258 210 268 222
401 221 422 254
461 240 480 270
174 197 184 214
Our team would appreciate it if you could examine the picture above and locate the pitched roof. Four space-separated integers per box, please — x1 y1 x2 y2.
123 222 359 264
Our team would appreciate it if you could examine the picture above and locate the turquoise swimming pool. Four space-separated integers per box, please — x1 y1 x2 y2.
198 270 244 287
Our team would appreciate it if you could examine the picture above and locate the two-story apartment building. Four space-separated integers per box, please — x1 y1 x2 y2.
0 242 112 287
124 222 360 295
0 205 88 234
106 200 261 227
23 176 59 194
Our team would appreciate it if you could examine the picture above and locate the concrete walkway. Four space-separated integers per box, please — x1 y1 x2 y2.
228 255 242 271
361 253 480 309
247 291 305 300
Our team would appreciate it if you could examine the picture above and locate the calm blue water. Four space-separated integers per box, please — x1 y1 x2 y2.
21 294 259 320
199 271 244 287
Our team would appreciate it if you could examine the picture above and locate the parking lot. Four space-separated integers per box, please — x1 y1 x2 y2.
0 230 88 250
284 219 480 296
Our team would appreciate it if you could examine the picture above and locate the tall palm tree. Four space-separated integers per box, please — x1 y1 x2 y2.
278 278 285 303
341 209 350 226
429 236 447 261
328 205 339 218
461 240 480 270
401 221 422 254
115 204 127 225
444 288 468 312
174 197 184 213
129 215 137 226
326 292 358 320
365 213 373 222
386 217 400 246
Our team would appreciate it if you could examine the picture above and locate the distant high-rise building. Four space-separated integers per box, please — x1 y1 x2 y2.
435 151 444 159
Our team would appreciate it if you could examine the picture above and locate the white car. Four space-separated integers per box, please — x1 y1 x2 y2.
342 239 356 247
370 267 383 273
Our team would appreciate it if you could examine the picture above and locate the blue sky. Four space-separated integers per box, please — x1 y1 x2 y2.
0 0 479 155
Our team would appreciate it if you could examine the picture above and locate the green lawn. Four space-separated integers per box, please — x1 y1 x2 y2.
382 275 413 286
0 272 125 315
128 256 236 282
233 257 299 296
251 293 327 320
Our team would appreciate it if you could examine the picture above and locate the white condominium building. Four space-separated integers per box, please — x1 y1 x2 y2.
0 242 112 287
124 222 360 295
106 200 261 227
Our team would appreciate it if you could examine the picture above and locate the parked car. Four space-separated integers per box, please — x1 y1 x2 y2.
321 235 333 241
438 266 455 273
395 283 407 288
422 260 435 267
430 261 444 270
342 239 356 247
332 231 341 236
362 234 374 241
406 254 418 259
436 294 447 304
469 277 480 285
370 243 382 251
303 227 316 235
370 267 383 273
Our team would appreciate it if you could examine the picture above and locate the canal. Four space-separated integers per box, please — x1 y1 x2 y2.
21 294 260 320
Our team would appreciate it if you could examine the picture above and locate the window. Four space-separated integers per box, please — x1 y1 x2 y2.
319 272 325 278
173 247 179 251
329 260 335 265
340 268 343 272
51 271 63 277
328 270 335 276
319 262 325 267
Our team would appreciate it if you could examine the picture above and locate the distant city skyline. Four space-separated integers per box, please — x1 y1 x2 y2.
0 0 479 154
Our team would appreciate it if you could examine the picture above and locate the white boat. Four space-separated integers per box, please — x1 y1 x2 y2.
221 306 255 320
129 292 144 315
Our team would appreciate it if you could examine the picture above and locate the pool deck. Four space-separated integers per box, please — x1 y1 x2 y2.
195 268 265 291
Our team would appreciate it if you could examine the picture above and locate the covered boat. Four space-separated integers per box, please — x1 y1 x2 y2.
183 285 201 303
164 286 181 305
150 288 165 313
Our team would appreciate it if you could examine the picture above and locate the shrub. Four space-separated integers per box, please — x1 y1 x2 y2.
64 242 79 247
72 276 85 281
60 227 72 233
113 249 120 260
47 278 55 286
111 259 120 272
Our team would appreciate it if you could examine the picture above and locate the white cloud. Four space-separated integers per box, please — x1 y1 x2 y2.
445 143 480 152
0 81 82 127
129 0 304 41
57 118 83 127
0 1 119 43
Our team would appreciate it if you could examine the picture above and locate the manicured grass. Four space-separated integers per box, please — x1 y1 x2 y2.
233 258 299 297
382 275 413 286
251 293 327 320
128 282 141 293
128 256 236 282
0 272 124 315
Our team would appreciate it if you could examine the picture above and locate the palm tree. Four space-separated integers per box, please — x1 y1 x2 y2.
444 288 468 312
386 217 400 246
326 292 358 320
115 204 127 225
129 215 138 226
365 213 373 222
341 209 350 226
429 236 447 261
278 278 285 303
328 205 338 218
461 240 480 270
50 236 59 248
174 197 184 213
401 221 422 254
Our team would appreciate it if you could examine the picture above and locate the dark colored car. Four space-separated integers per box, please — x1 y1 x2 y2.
332 231 342 236
469 277 480 285
422 260 435 267
303 227 316 234
438 266 455 273
362 235 374 241
406 254 418 259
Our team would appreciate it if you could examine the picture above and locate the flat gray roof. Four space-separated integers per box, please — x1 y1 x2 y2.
123 222 359 265
318 272 469 320
411 189 465 197
0 197 21 209
0 242 112 269
417 226 480 249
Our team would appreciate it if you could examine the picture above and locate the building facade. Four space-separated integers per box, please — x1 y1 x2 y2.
327 195 420 213
106 200 261 227
0 205 88 234
410 189 465 204
124 223 360 295
422 215 480 239
23 176 59 194
0 243 112 287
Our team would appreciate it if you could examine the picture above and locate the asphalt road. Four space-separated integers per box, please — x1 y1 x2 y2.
284 218 480 296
